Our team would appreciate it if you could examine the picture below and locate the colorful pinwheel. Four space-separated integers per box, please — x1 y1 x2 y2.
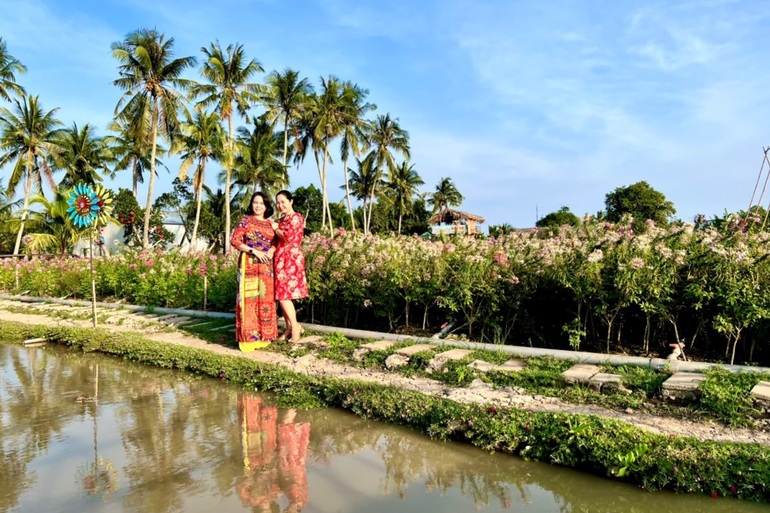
67 184 114 229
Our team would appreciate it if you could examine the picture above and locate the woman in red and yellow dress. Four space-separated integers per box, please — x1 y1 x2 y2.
231 192 278 351
273 190 309 342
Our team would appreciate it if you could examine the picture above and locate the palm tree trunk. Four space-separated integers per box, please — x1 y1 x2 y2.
191 162 204 249
142 100 160 248
321 142 333 235
342 156 355 230
132 157 139 198
282 118 289 171
224 114 234 254
12 163 33 255
367 176 378 234
313 150 325 229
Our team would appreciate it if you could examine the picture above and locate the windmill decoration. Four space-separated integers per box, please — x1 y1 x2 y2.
67 183 114 327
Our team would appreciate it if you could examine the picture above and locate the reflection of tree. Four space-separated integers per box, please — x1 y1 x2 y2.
75 363 119 497
0 345 69 511
236 394 310 513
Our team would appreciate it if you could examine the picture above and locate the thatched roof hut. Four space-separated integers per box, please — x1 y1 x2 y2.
427 209 486 225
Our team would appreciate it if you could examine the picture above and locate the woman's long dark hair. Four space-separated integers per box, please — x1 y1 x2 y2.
246 191 274 218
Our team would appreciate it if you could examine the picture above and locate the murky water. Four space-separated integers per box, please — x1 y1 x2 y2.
0 342 765 513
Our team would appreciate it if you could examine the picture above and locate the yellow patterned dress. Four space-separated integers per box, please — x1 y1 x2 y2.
230 216 277 348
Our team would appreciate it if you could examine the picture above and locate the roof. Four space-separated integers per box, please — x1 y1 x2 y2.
428 208 486 225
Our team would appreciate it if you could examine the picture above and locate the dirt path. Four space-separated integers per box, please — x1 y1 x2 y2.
2 302 769 446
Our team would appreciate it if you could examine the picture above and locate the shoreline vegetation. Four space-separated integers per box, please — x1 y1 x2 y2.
1 302 770 503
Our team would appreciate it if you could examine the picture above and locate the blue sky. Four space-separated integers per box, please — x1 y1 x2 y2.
2 0 770 229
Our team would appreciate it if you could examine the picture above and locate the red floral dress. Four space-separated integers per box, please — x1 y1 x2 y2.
274 212 309 301
230 216 277 342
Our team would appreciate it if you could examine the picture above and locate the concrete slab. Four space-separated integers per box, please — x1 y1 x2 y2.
498 359 526 372
360 340 398 351
751 380 770 401
751 381 770 413
561 364 601 385
662 372 705 402
428 348 473 372
468 360 498 373
588 373 624 393
395 344 434 357
352 340 397 362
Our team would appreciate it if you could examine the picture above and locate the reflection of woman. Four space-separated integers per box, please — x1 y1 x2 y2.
278 410 310 512
237 395 280 511
273 190 309 342
230 192 278 351
237 395 311 513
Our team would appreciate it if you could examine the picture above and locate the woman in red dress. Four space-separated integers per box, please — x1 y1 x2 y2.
273 190 309 342
230 192 278 351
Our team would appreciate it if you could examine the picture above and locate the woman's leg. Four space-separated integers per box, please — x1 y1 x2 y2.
279 300 301 341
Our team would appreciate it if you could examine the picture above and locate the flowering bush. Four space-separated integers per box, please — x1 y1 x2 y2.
3 214 770 365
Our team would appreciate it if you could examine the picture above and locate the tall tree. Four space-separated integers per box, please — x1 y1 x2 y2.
233 114 286 203
0 94 62 255
311 76 346 234
428 176 463 213
192 41 262 253
338 81 374 230
0 38 26 102
604 180 675 232
363 113 410 234
345 157 381 234
54 122 112 188
388 161 424 234
175 108 223 247
111 27 196 247
105 118 164 199
262 68 312 172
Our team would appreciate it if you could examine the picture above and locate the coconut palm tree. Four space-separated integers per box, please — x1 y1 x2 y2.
0 94 62 255
262 68 312 172
105 118 165 199
388 161 424 234
311 76 348 234
174 108 223 247
24 192 87 255
363 113 410 234
0 38 26 102
54 122 113 188
192 41 262 253
339 81 375 230
111 27 197 248
345 157 382 234
233 114 286 204
428 176 463 213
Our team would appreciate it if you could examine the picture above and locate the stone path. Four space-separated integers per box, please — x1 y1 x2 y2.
3 298 770 445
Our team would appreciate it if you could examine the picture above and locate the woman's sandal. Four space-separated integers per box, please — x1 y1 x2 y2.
288 326 305 343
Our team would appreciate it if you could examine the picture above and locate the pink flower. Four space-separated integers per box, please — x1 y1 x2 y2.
145 259 154 267
129 263 138 270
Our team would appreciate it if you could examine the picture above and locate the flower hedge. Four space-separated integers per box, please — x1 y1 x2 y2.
3 214 770 365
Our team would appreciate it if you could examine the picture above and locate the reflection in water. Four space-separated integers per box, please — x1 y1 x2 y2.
0 341 767 513
237 396 309 512
74 364 119 498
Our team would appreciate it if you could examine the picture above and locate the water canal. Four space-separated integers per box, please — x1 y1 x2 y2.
0 342 765 513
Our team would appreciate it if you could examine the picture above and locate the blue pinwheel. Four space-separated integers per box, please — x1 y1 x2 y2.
67 184 102 228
